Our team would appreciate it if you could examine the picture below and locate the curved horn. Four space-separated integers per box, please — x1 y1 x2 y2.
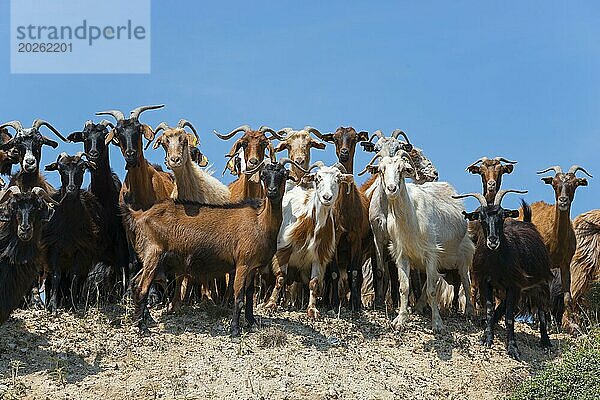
277 127 293 138
333 162 347 174
278 157 310 173
244 159 265 176
177 119 199 143
304 126 323 139
494 189 528 206
32 119 68 142
260 126 284 140
99 119 115 130
0 121 23 133
494 157 518 164
369 130 384 142
153 122 171 136
214 125 251 140
95 109 125 122
452 192 488 208
32 187 59 206
130 104 164 120
391 129 411 144
85 120 93 128
568 165 593 178
536 166 563 175
0 185 21 204
465 157 489 171
358 154 381 176
306 161 324 173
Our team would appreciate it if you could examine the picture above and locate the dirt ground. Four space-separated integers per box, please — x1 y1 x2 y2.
0 303 566 400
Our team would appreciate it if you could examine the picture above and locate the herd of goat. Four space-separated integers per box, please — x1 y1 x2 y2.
0 104 599 360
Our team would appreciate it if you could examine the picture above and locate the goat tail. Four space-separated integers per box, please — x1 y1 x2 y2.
520 199 532 223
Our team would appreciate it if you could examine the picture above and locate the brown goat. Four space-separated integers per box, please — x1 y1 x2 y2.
312 126 369 174
466 157 517 204
569 210 600 313
521 164 592 331
214 125 284 201
274 127 325 180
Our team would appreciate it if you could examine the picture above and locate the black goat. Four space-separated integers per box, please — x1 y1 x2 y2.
43 153 109 312
0 120 67 193
0 186 57 324
455 190 553 360
67 120 129 294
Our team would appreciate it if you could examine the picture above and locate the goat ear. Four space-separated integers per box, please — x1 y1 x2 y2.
67 131 84 143
402 165 416 178
502 164 514 174
105 129 118 146
196 152 209 168
225 139 243 159
141 124 155 142
0 208 10 222
358 131 369 142
320 133 335 143
274 142 288 153
577 178 588 187
505 209 520 218
462 211 479 221
311 140 326 150
541 176 553 185
152 135 163 150
467 165 481 175
44 162 58 171
360 142 375 152
226 156 239 175
41 136 59 149
41 204 55 223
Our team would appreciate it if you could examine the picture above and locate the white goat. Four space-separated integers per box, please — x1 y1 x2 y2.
365 151 474 333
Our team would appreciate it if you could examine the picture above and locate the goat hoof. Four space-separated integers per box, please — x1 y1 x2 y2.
307 307 321 320
230 326 241 338
507 341 521 361
391 313 408 331
263 301 278 313
481 335 493 347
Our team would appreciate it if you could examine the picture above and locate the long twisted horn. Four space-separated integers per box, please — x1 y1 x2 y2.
278 157 309 173
130 104 164 120
178 119 199 144
214 125 251 140
369 130 383 142
568 165 593 178
310 129 330 140
277 128 293 138
494 189 528 206
537 166 563 175
260 126 284 140
0 185 21 204
358 154 381 176
32 187 59 206
153 122 171 136
99 120 115 130
0 121 23 132
95 109 125 122
391 129 411 144
453 193 488 208
494 157 517 164
465 157 489 171
32 119 68 142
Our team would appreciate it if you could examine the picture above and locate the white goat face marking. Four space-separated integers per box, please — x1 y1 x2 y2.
313 166 342 206
23 149 37 172
379 156 414 198
286 134 312 167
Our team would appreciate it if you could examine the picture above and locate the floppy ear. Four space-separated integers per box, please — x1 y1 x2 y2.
41 137 59 148
502 164 514 174
320 133 335 143
577 178 588 187
467 165 481 175
360 142 375 152
274 142 288 153
141 124 155 142
195 151 209 167
105 129 118 145
67 131 84 143
152 135 163 150
311 140 326 150
44 162 59 171
226 156 239 175
541 176 553 185
357 131 369 142
462 211 480 221
505 209 520 218
225 139 243 159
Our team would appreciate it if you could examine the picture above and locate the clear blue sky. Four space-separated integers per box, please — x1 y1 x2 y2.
1 1 599 215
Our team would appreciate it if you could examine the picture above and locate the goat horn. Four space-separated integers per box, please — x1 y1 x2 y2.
99 120 115 130
32 187 59 206
368 130 383 142
391 129 411 144
244 160 265 176
568 165 593 178
358 154 381 176
154 122 171 136
277 128 293 138
85 120 93 127
306 161 324 173
537 166 563 175
0 121 23 133
95 109 125 122
278 157 309 173
130 104 164 120
494 157 517 164
260 126 284 140
0 185 21 204
178 119 199 144
453 193 488 208
304 126 323 139
465 157 489 171
32 119 68 142
214 125 251 140
333 162 347 174
494 189 528 206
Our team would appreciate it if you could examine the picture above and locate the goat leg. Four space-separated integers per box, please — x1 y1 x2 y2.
49 268 61 315
481 281 495 347
307 262 323 319
244 271 257 330
391 257 410 330
349 256 363 313
425 260 444 334
538 308 552 349
329 260 341 311
133 250 161 330
231 265 248 338
505 288 521 360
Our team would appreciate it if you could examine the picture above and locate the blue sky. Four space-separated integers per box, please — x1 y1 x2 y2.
1 1 599 215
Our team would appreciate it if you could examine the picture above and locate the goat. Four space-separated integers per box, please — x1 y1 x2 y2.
0 128 19 182
456 190 553 360
364 151 474 333
570 210 600 314
521 165 591 331
274 126 326 180
266 162 352 318
0 186 57 324
123 159 300 335
359 129 439 308
67 120 129 294
43 153 109 312
0 119 68 193
214 125 284 201
153 119 230 204
312 126 368 174
466 157 517 204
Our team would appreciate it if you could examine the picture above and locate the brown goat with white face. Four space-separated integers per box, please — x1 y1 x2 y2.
521 164 592 331
214 125 284 201
274 127 326 180
466 157 517 204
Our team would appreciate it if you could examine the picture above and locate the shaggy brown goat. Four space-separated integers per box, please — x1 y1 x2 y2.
520 164 591 331
569 210 600 314
0 128 19 181
274 127 325 180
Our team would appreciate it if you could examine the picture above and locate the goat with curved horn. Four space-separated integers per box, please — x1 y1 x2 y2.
465 157 489 171
177 119 199 143
391 129 411 144
259 126 284 140
278 157 310 173
568 165 593 178
0 185 21 204
32 119 68 142
537 166 563 175
0 121 23 133
130 104 164 120
453 192 488 208
95 109 125 122
304 126 323 138
494 189 528 206
214 125 251 140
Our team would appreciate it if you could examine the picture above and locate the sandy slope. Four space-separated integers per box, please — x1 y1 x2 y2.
0 304 565 399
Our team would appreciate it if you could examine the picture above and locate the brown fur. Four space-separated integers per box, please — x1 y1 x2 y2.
467 159 514 204
570 210 600 308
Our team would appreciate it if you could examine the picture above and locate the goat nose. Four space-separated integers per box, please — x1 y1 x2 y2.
323 194 333 201
125 150 136 157
25 158 35 165
387 184 397 192
88 150 99 158
170 156 181 164
559 196 569 203
67 185 77 192
487 180 496 188
248 157 259 166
